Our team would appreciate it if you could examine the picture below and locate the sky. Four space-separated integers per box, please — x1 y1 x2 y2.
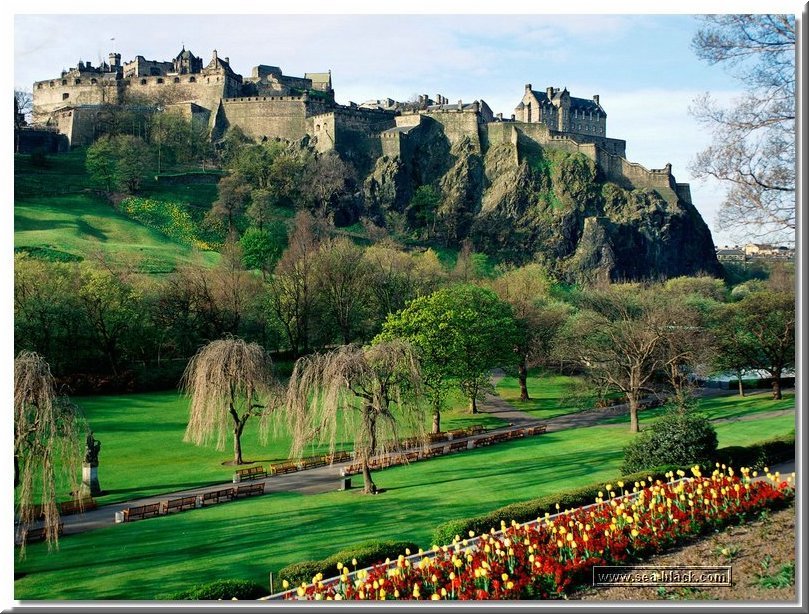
11 8 800 248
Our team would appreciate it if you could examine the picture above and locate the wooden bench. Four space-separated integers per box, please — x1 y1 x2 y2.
508 428 526 439
324 451 351 464
201 488 235 505
299 457 326 470
20 521 64 544
121 502 162 522
427 432 447 444
466 424 486 436
270 461 299 475
161 495 198 515
525 424 548 436
448 440 467 453
59 497 97 516
235 483 265 498
340 463 362 476
234 465 268 482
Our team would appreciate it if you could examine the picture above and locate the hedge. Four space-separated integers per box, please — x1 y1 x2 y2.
277 540 420 587
715 433 795 471
164 579 267 600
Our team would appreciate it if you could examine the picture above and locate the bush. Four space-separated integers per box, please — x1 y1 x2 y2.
621 409 718 474
278 540 419 587
165 579 267 600
716 433 795 470
431 466 683 547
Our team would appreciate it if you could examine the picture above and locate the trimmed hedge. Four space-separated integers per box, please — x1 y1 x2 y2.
278 540 420 587
715 433 795 471
431 466 684 547
164 579 267 600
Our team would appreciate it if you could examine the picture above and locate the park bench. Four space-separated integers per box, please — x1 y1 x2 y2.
201 488 235 505
525 424 547 437
448 440 467 453
234 465 268 482
270 460 299 475
19 521 64 544
235 483 265 498
340 462 363 476
323 450 351 464
508 428 526 439
59 497 97 516
421 446 443 459
404 451 421 462
121 502 162 522
160 495 198 515
299 457 326 470
490 431 510 444
465 424 486 436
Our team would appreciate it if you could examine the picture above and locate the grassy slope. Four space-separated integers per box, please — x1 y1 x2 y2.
14 407 794 600
14 151 219 271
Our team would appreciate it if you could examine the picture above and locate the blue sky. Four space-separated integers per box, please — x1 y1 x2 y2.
10 9 799 247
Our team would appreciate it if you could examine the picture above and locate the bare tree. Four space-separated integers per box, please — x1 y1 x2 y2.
15 90 32 127
690 14 796 240
284 341 426 494
14 352 84 555
182 338 279 465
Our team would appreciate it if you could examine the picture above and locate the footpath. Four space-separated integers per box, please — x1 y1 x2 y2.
19 380 795 539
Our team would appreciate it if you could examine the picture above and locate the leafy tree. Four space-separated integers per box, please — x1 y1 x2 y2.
240 226 285 279
182 338 280 465
408 185 441 238
379 284 519 431
14 351 84 554
690 15 796 239
730 289 795 399
708 302 759 397
85 134 152 193
245 189 274 230
85 137 118 192
285 341 426 494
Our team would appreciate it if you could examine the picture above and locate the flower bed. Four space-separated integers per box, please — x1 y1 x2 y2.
286 466 794 600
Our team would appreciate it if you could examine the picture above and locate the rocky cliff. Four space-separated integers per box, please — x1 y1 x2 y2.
362 118 720 282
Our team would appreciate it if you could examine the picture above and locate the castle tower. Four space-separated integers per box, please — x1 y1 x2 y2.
109 52 121 69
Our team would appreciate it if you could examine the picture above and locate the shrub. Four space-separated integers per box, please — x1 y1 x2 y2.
621 409 718 474
278 540 419 587
165 579 267 600
431 466 682 547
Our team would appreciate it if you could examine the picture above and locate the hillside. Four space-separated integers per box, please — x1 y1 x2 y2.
14 150 220 273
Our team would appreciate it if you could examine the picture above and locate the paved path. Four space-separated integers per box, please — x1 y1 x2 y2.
21 383 795 539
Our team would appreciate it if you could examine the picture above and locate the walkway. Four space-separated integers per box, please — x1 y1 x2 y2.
22 382 795 539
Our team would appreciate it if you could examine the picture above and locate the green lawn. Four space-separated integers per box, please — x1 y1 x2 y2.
14 412 795 600
495 370 619 419
47 390 506 506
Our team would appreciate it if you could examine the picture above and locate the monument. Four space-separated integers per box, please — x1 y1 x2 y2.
81 431 102 497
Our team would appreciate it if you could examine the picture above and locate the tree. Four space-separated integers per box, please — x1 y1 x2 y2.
284 341 426 494
408 185 440 239
379 284 519 431
15 89 32 127
690 15 796 239
85 136 118 192
85 134 152 193
182 338 279 465
302 152 354 212
314 237 372 345
555 284 680 433
240 226 285 280
207 173 251 234
267 211 321 356
491 264 569 401
246 189 274 230
14 352 84 554
708 302 759 397
730 289 795 399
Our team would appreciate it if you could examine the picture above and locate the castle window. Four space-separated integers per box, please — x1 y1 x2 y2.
140 79 147 85
74 79 81 85
37 83 42 89
157 78 164 84
189 77 196 83
91 78 97 85
49 81 54 87
61 80 67 86
62 93 69 100
174 77 180 83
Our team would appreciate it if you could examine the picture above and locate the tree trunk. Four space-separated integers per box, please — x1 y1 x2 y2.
628 394 639 434
432 410 441 434
737 369 745 397
233 419 245 465
361 460 377 495
470 396 478 414
518 356 530 402
362 410 378 494
771 374 782 400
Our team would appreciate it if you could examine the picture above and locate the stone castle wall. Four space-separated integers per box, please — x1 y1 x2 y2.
219 96 330 142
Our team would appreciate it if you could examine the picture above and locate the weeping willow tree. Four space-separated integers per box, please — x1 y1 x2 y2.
285 340 426 494
14 351 84 555
182 338 280 465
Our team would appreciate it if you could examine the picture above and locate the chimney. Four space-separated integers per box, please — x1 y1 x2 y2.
593 94 600 105
525 83 532 91
510 114 516 121
497 112 503 120
546 86 554 98
225 57 229 64
212 49 218 61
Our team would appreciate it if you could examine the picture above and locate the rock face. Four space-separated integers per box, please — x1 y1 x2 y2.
362 119 721 282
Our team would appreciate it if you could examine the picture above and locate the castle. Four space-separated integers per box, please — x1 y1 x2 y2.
31 46 689 202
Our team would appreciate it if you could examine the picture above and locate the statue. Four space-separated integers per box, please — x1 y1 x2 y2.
84 431 101 466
